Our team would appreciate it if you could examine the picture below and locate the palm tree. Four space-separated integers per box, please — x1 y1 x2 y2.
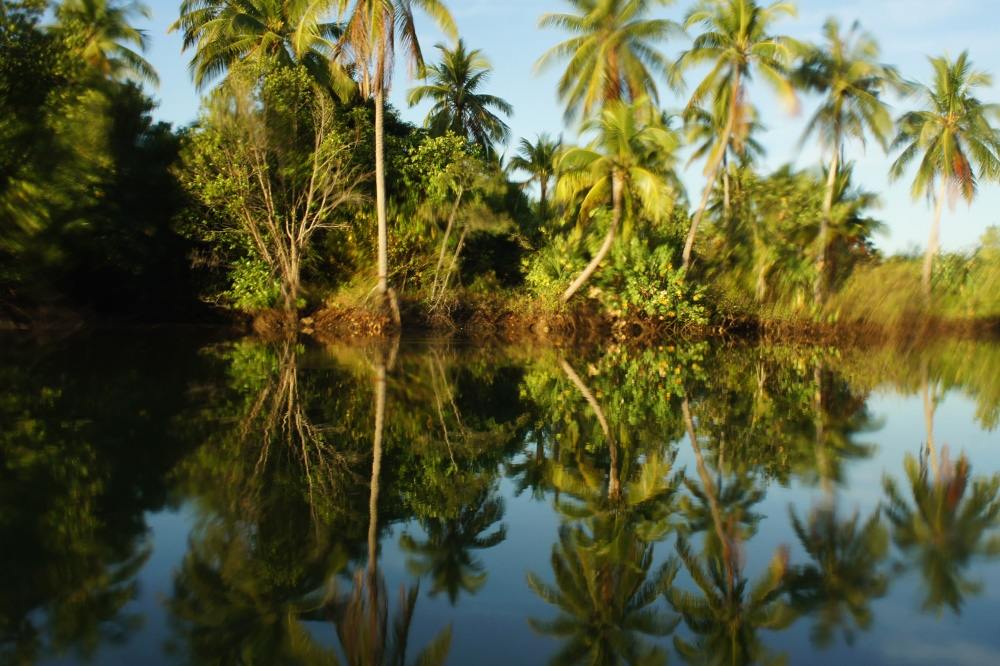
536 0 680 122
334 0 457 309
171 0 344 91
673 0 799 271
509 134 562 214
399 492 507 604
56 0 158 85
407 39 513 157
889 52 1000 303
794 18 895 306
682 103 765 222
554 99 678 303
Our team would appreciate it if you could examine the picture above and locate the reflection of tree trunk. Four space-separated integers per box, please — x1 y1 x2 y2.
921 358 938 477
682 397 734 593
814 363 832 500
560 359 619 502
369 358 386 581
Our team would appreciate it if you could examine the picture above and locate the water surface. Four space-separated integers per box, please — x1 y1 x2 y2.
3 332 1000 665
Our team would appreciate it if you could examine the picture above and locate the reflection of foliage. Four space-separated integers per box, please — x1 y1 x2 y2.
669 536 793 666
527 526 677 666
787 505 889 647
883 451 1000 615
400 491 507 604
327 571 452 666
168 518 344 665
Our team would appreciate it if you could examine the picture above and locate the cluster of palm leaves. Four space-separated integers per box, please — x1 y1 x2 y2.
518 0 1000 306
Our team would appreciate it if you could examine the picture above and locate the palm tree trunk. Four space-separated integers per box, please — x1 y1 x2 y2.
374 88 389 299
430 186 465 302
561 172 623 303
683 75 741 272
922 180 946 306
539 176 548 214
815 147 840 308
722 154 731 222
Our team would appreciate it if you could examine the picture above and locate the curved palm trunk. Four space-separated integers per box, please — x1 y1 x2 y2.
683 74 741 273
815 147 840 308
560 358 620 502
682 397 734 593
561 172 623 304
922 180 946 306
814 363 833 500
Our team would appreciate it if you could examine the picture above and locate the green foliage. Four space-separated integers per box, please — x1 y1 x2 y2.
593 237 707 326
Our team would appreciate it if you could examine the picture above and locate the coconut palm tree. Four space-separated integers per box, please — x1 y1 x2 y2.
672 0 799 272
171 0 344 91
536 0 680 123
794 18 896 306
509 134 563 214
407 39 513 157
333 0 457 310
554 99 678 303
56 0 158 85
889 52 1000 304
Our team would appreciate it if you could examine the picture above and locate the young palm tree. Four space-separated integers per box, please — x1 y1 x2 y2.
407 39 513 157
171 0 344 91
56 0 158 85
555 99 678 303
673 0 799 271
889 52 1000 304
795 19 896 306
509 134 562 214
536 0 680 122
334 0 457 308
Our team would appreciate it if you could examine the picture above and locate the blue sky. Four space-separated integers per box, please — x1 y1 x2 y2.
135 0 1000 253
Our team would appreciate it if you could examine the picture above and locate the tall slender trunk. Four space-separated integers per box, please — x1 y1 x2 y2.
815 145 840 308
683 73 741 272
722 154 731 222
430 186 465 302
922 180 946 306
539 176 548 214
561 171 623 304
374 88 389 298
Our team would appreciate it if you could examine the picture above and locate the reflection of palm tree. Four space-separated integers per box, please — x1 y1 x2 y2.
672 398 792 665
669 536 791 666
400 491 507 604
527 526 677 666
883 451 1000 615
787 506 889 647
507 432 553 501
328 572 452 666
327 343 452 666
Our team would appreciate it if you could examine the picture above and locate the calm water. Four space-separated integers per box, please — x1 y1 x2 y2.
3 332 1000 666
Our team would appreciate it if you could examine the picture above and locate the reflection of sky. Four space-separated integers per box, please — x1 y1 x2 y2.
130 0 1000 254
31 385 1000 665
